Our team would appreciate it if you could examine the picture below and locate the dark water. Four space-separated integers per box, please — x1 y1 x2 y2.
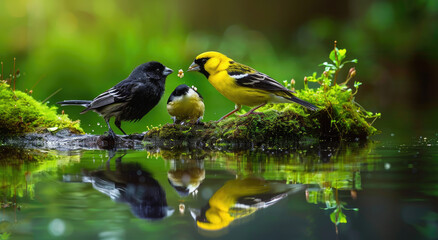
1 136 437 240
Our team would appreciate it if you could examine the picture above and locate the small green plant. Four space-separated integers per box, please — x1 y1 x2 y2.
317 41 358 85
299 41 381 130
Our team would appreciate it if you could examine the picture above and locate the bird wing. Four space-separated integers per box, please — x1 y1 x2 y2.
227 62 296 95
88 87 127 110
241 192 289 206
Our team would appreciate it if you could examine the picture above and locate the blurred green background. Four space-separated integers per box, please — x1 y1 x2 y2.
1 0 437 138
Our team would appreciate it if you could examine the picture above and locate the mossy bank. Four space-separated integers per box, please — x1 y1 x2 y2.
0 82 83 135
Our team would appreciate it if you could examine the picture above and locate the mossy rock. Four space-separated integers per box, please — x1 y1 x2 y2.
145 84 380 147
0 82 84 135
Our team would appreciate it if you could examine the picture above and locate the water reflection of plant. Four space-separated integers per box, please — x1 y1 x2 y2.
0 147 79 239
0 147 80 200
306 187 358 234
0 232 11 240
1 147 51 201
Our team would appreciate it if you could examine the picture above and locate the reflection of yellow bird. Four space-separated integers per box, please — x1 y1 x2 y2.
167 84 204 124
191 177 302 231
188 51 318 121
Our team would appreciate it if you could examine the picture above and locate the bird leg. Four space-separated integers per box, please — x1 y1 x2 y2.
105 149 117 169
195 117 204 125
105 150 127 170
172 117 182 125
218 104 242 122
105 119 117 138
238 103 266 117
115 119 127 135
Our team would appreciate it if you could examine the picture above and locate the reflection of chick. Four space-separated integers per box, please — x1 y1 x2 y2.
82 157 173 220
191 177 303 231
167 84 205 124
167 159 205 197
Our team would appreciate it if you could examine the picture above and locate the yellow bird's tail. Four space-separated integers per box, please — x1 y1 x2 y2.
287 96 319 111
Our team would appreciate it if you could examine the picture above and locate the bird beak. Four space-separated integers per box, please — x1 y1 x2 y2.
187 62 200 72
163 67 174 76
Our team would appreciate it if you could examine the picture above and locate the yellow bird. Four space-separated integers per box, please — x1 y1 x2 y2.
167 84 205 124
188 51 318 121
190 177 303 231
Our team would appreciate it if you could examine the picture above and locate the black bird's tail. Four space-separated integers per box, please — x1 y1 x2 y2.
57 100 91 107
288 97 319 111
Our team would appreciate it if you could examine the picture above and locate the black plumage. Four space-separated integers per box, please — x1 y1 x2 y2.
166 84 204 104
58 61 173 136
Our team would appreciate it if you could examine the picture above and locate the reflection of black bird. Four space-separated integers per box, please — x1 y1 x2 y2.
190 177 303 231
82 154 173 220
167 84 205 124
58 62 173 137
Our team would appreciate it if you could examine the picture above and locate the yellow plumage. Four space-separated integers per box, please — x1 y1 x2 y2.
167 95 204 121
167 84 205 124
209 71 271 107
195 177 294 231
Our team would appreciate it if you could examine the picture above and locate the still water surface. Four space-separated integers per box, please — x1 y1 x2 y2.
1 136 437 240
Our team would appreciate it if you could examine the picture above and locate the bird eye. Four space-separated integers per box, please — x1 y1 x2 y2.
156 68 160 72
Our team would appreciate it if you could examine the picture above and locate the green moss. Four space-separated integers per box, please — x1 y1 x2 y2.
0 82 84 135
145 45 380 146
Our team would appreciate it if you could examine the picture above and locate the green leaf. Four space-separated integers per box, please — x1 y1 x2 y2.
343 59 358 65
354 81 362 88
338 211 347 223
319 62 335 68
338 49 347 62
330 211 337 224
330 208 348 225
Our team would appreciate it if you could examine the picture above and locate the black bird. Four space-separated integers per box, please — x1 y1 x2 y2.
58 62 173 137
